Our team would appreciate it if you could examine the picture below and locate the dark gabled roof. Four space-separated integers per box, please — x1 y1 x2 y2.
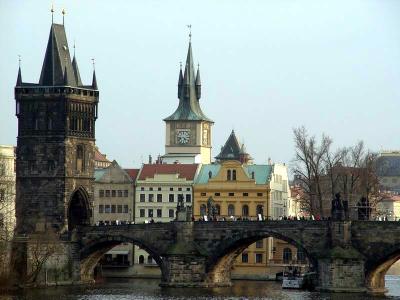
215 130 242 161
39 23 77 86
164 42 212 122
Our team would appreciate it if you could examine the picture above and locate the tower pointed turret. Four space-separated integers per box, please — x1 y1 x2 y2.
92 70 98 90
178 63 183 98
16 66 22 86
195 65 201 100
63 64 69 86
72 55 82 87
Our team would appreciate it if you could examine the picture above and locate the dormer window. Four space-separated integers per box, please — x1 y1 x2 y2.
76 145 85 172
227 170 231 181
232 170 237 181
208 171 212 179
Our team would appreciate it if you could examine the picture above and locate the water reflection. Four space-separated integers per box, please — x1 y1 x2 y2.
1 276 400 300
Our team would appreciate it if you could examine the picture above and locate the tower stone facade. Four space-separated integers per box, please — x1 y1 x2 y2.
163 41 213 164
14 23 99 235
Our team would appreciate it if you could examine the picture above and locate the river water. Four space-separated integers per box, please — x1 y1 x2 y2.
1 276 400 300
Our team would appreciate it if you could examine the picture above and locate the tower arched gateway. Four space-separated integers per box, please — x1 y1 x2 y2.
68 188 91 230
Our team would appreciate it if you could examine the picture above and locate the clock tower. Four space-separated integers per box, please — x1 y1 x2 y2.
163 40 213 164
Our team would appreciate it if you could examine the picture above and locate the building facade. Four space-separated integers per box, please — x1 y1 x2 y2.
163 40 213 164
94 146 111 169
376 151 400 193
0 145 16 277
133 163 199 277
93 161 137 276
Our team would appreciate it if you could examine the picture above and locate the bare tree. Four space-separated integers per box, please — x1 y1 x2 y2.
292 126 332 217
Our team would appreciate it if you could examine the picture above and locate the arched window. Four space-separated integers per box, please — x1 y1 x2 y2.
147 255 153 264
232 170 237 180
227 170 231 181
283 248 292 263
200 204 206 216
208 171 212 179
251 171 255 179
215 204 221 216
76 145 85 172
256 205 264 216
242 204 249 217
297 249 305 262
138 255 144 264
228 204 235 216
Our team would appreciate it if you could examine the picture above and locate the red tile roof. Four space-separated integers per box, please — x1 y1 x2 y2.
94 147 110 163
124 169 140 181
138 164 198 181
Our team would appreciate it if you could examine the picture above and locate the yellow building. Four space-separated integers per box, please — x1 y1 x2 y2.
193 159 272 279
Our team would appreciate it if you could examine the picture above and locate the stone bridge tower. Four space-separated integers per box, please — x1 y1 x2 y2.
13 21 98 282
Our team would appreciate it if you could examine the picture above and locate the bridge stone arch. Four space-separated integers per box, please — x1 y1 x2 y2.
191 221 328 286
68 187 91 230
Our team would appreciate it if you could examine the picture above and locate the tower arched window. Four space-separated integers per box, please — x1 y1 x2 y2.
76 145 85 172
228 204 235 217
242 204 249 217
251 171 255 180
147 255 153 264
283 248 292 263
200 204 206 216
227 170 231 181
208 171 212 179
232 170 237 181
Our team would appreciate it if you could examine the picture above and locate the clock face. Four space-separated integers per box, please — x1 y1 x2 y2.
177 130 190 144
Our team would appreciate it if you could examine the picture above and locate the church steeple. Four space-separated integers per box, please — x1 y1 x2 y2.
164 39 212 122
92 69 98 90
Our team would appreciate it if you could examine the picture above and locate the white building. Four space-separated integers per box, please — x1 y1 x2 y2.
0 145 16 276
133 163 199 276
268 162 291 219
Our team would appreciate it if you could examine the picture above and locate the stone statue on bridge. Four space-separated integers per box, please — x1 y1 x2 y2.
207 197 218 219
331 193 344 221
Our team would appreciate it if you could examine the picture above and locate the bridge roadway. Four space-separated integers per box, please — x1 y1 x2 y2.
73 220 400 294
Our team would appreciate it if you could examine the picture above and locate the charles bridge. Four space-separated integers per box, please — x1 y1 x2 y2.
69 219 400 294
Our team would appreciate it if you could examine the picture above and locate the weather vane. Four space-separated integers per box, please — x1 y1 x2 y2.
51 3 54 24
91 58 95 71
187 24 192 41
62 8 66 25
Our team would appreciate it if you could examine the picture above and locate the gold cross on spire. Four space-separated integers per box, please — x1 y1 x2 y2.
187 24 192 42
18 55 21 67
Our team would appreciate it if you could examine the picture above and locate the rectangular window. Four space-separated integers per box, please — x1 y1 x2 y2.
111 205 116 213
99 190 104 197
229 192 234 197
0 189 5 201
141 187 144 191
148 209 153 218
186 194 191 203
243 192 249 197
105 190 110 197
124 205 128 213
112 190 116 197
124 190 128 197
99 205 104 213
257 193 263 197
158 187 162 191
255 253 263 263
157 209 162 218
169 194 174 202
105 205 111 213
148 194 154 202
169 209 174 218
149 187 153 191
117 205 122 213
140 209 145 218
201 192 206 196
256 240 263 248
118 190 123 197
170 187 174 191
178 187 182 191
215 192 220 196
140 194 145 202
242 253 248 263
186 187 190 191
157 194 162 202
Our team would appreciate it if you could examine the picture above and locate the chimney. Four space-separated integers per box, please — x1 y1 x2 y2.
268 157 272 165
149 155 152 164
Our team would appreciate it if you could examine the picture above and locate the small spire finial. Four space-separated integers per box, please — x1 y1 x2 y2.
73 40 76 57
91 58 95 71
62 8 66 25
179 61 182 69
187 24 192 42
51 3 54 24
18 55 21 68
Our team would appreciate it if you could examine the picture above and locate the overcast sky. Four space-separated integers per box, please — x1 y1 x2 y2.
1 0 400 169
